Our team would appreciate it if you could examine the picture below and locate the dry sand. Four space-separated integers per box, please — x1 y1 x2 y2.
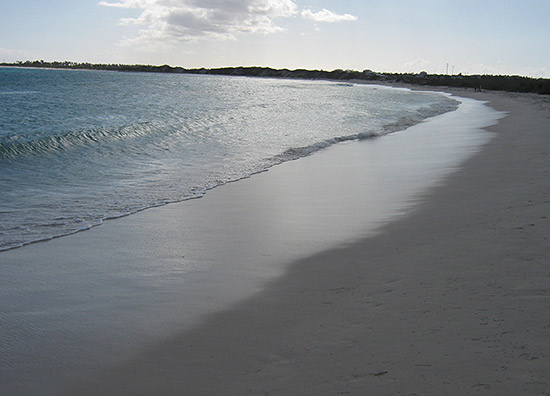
62 90 550 395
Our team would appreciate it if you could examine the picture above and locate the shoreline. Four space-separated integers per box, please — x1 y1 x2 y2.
3 63 549 95
1 85 548 395
0 76 457 254
0 74 458 254
64 89 550 395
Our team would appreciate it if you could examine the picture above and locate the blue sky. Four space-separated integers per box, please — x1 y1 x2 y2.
1 0 549 77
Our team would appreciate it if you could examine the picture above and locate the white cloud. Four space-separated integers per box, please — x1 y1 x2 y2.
99 0 298 45
403 58 431 72
525 67 550 79
459 61 550 78
301 8 357 23
0 48 32 61
98 0 161 8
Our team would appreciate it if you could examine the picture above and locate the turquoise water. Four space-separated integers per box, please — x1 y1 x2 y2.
0 67 458 251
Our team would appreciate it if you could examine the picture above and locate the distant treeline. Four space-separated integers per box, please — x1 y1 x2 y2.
3 60 549 95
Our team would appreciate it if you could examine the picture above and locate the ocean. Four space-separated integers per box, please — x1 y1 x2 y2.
0 67 459 251
1 67 508 395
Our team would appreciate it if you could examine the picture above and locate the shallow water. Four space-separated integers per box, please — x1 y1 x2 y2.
0 68 458 251
0 90 504 395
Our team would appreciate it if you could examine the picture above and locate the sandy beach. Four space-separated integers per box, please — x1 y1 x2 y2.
1 87 549 396
52 89 548 395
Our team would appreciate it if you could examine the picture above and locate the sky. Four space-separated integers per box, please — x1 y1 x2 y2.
1 0 549 77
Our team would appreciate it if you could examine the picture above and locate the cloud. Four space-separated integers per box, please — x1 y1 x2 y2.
99 0 298 45
525 67 550 79
459 61 550 78
0 47 32 60
98 0 137 7
404 58 431 72
301 8 357 23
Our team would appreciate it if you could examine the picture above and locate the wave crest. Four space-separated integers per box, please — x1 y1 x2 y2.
266 96 459 166
0 122 159 159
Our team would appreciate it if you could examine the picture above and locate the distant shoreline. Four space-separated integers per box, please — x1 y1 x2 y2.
2 61 549 95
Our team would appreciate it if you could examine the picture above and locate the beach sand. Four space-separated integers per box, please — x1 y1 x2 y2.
1 87 548 396
56 89 550 395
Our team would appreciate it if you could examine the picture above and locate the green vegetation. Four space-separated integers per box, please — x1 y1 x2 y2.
2 60 549 95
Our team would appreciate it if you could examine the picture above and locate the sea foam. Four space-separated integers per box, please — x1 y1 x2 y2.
0 68 459 251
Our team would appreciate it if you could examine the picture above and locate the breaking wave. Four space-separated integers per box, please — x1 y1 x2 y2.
0 67 460 252
0 122 164 159
265 98 459 166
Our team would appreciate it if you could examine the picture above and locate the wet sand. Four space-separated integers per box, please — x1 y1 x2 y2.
1 86 548 396
62 89 550 395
